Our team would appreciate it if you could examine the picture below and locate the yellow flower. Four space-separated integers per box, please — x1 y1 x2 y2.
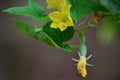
93 12 100 24
77 56 87 77
48 3 74 31
47 0 66 10
72 52 92 77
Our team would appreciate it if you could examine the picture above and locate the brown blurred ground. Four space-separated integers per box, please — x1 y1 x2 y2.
0 0 120 80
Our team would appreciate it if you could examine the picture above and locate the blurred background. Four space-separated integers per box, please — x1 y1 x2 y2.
0 0 120 80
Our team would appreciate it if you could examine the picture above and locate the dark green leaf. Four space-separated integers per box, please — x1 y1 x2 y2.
14 20 55 46
14 20 74 52
69 0 107 22
43 22 74 45
42 22 74 52
100 0 120 15
3 0 50 22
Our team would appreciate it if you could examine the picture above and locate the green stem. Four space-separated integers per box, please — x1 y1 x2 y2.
74 23 96 57
78 32 87 56
78 31 85 43
70 45 79 49
81 24 96 31
74 28 87 56
74 23 96 33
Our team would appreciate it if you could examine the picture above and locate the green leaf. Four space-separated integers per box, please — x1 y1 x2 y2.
3 0 50 22
100 0 120 15
42 22 74 45
42 22 74 50
14 20 74 52
69 0 107 22
97 16 120 45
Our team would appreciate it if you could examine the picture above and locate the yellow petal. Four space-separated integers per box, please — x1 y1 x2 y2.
93 13 100 24
48 1 74 31
49 12 73 31
48 11 61 22
47 0 66 10
50 22 59 28
61 3 71 15
77 56 87 77
58 22 68 31
66 16 74 26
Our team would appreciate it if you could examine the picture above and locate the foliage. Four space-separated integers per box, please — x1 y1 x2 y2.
100 0 120 15
69 0 107 22
14 20 74 52
2 0 120 52
3 0 49 22
2 0 120 77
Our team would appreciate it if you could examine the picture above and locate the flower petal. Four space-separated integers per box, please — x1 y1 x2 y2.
77 56 87 77
58 22 68 31
66 16 74 26
48 11 61 22
50 22 59 28
61 3 71 15
47 0 66 10
47 0 74 31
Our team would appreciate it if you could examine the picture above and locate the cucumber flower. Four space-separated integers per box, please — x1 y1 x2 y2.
93 12 100 24
47 0 66 10
77 56 87 77
72 52 93 77
48 3 74 31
